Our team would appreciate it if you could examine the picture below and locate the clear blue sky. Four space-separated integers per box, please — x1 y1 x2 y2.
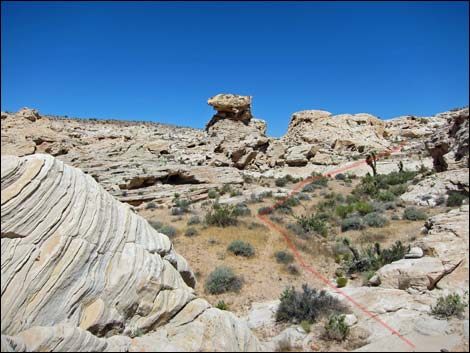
2 1 468 137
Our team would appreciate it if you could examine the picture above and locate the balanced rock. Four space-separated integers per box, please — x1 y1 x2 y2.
206 94 253 130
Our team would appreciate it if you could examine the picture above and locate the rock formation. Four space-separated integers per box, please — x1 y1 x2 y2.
206 94 253 130
0 154 263 352
425 107 469 171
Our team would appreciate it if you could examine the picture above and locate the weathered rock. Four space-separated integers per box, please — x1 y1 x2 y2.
206 94 253 130
16 107 41 122
0 154 263 351
400 169 469 207
425 107 469 171
282 110 388 154
404 247 424 259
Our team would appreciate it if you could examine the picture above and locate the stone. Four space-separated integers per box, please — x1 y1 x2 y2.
0 154 263 352
245 300 280 329
405 247 424 259
206 94 253 130
344 314 358 327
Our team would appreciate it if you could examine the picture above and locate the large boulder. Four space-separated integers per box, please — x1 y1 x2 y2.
0 154 263 351
282 110 388 154
425 107 469 171
206 94 253 130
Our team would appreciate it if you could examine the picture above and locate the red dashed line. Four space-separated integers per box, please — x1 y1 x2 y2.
258 141 416 349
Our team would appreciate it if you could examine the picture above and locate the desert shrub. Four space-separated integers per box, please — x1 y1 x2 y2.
171 207 185 215
403 207 427 221
287 222 309 239
146 202 157 209
258 206 273 215
160 225 177 238
184 227 198 237
389 184 408 196
310 172 329 186
275 177 288 187
346 194 360 204
354 201 374 215
233 203 251 216
335 204 355 219
336 277 348 288
187 215 201 225
149 221 163 230
325 314 350 341
205 266 242 294
220 184 233 195
230 190 242 197
382 201 396 210
216 300 229 311
297 193 311 201
379 241 409 264
300 320 311 333
275 284 346 323
260 190 273 198
174 198 191 211
335 173 346 180
391 213 400 220
377 190 396 202
287 264 300 275
302 183 318 193
227 240 255 257
446 192 467 207
243 174 253 184
431 293 467 318
342 239 409 274
341 216 365 232
208 189 219 199
363 212 389 228
295 214 328 237
205 203 238 227
276 197 300 213
275 250 294 264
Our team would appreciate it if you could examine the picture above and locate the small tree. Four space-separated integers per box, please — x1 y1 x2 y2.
366 151 378 177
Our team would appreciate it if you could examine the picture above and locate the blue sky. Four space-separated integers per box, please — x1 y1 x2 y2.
2 1 468 137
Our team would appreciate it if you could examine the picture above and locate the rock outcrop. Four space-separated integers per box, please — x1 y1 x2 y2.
282 110 389 155
206 94 253 130
425 107 469 171
0 154 263 351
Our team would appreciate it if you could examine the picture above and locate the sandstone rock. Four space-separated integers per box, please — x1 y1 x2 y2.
344 314 358 327
206 94 253 130
425 107 469 171
400 169 469 207
285 145 316 166
282 110 388 154
16 107 41 122
0 154 263 352
245 300 280 329
405 247 424 259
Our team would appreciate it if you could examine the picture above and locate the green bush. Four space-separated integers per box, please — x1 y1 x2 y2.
174 198 191 212
275 250 294 264
227 240 255 257
341 216 365 232
310 172 329 186
403 207 427 221
300 320 311 333
275 177 287 187
363 212 389 228
233 203 251 216
205 203 239 227
216 300 229 311
187 216 201 225
354 201 374 215
431 293 467 318
325 314 350 341
146 202 157 209
377 190 396 202
258 206 273 215
336 277 348 288
205 266 243 294
297 193 311 201
208 189 219 199
335 204 355 219
275 284 346 323
160 225 177 238
149 221 163 230
446 192 467 207
342 239 409 274
276 197 300 213
389 184 408 196
296 214 328 237
184 227 198 237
